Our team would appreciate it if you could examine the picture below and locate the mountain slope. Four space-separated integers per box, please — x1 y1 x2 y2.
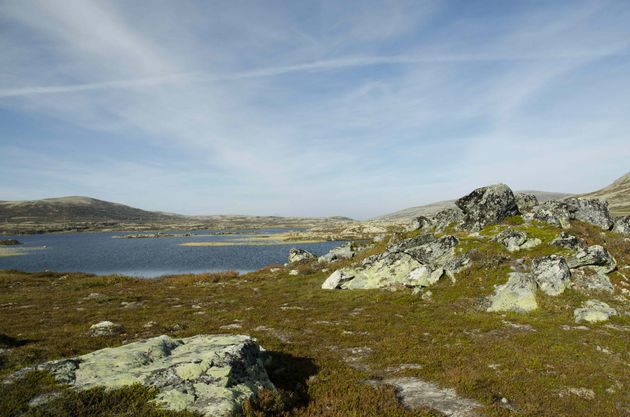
374 190 572 221
580 171 630 216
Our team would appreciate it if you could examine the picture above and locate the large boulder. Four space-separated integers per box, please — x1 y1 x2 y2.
487 272 538 313
494 229 541 252
318 243 355 263
613 216 630 234
455 184 519 232
88 321 125 337
288 248 316 264
514 193 538 212
550 232 585 250
574 300 617 323
405 216 433 233
564 198 614 230
566 245 617 273
572 269 614 293
531 201 574 229
531 255 571 296
9 335 274 416
431 208 464 232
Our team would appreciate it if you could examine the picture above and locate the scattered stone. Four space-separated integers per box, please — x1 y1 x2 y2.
613 216 630 234
572 269 614 293
405 216 432 232
120 301 143 309
514 193 538 212
83 292 106 301
551 232 585 249
494 229 541 252
269 268 281 273
532 255 571 296
381 377 482 417
28 392 62 408
565 198 614 230
567 245 617 273
318 243 355 263
288 270 299 276
10 334 274 416
421 290 433 301
558 387 596 400
88 321 125 337
455 183 519 232
487 272 538 313
574 300 617 323
532 201 574 229
288 248 316 264
219 323 242 330
431 208 464 232
143 321 158 328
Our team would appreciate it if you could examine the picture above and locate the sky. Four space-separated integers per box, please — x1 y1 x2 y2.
1 0 629 219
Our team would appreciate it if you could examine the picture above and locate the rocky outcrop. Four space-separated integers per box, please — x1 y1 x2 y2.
405 216 432 232
487 272 538 313
322 234 467 290
494 229 541 252
565 198 614 230
574 300 617 323
613 216 630 234
455 184 519 232
88 321 125 337
10 334 274 416
566 245 617 273
551 232 585 249
515 193 538 212
431 208 464 232
318 243 355 263
572 269 614 293
532 256 571 296
288 248 316 264
531 201 574 229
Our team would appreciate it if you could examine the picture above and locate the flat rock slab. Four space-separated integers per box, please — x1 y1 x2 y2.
383 377 481 417
9 334 274 417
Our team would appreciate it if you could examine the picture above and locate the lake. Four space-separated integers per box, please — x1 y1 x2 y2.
0 229 344 277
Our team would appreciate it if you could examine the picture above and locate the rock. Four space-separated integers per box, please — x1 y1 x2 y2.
613 216 630 234
0 239 22 246
566 245 617 273
431 208 464 232
532 255 571 296
288 248 316 264
514 193 538 212
565 198 614 230
494 229 541 252
10 335 274 416
574 300 617 323
342 252 427 290
318 243 355 263
381 377 481 417
88 321 125 337
288 269 299 276
551 232 585 249
405 216 432 232
487 272 538 313
322 270 354 290
455 184 519 232
28 392 62 408
532 201 574 228
571 269 614 293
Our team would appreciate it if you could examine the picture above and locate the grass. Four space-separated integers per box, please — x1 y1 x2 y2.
0 220 629 417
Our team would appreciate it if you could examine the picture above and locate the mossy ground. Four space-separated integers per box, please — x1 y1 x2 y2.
0 221 628 417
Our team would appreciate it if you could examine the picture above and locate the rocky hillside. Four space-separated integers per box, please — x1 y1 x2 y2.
374 190 572 221
580 171 630 216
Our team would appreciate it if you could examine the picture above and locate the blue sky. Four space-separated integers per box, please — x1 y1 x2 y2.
1 0 629 219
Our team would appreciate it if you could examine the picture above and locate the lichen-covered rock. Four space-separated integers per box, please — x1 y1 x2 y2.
574 300 617 323
514 193 538 212
9 335 274 416
455 184 519 232
88 321 125 337
532 255 571 296
564 198 614 230
566 245 617 273
532 201 574 229
613 216 630 234
551 232 585 250
487 272 538 313
431 208 464 232
322 269 353 289
405 216 433 232
318 243 355 263
572 269 614 293
494 229 541 252
288 248 316 264
342 252 426 290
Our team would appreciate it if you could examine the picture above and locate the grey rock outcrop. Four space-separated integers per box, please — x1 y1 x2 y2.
532 255 571 296
487 272 538 313
431 208 464 232
551 232 585 250
566 245 617 273
88 321 125 337
494 229 541 252
405 216 432 232
574 300 617 323
565 198 614 230
455 184 519 232
10 334 274 416
288 248 316 264
572 269 614 293
515 193 538 212
613 216 630 234
318 243 355 263
531 201 574 229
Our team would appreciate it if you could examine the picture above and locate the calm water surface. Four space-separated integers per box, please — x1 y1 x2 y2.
0 229 344 277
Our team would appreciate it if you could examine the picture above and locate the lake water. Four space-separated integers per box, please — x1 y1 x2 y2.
0 229 344 278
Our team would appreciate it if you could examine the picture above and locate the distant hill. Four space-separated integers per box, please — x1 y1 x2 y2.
580 171 630 216
373 190 573 221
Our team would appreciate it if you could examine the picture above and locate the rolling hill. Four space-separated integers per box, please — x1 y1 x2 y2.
580 171 630 216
